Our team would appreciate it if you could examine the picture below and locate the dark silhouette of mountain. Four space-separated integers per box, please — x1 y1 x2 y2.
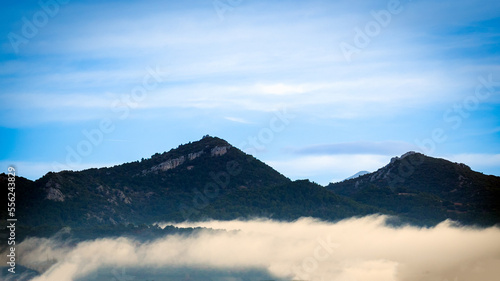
326 151 500 225
2 138 499 243
201 179 379 221
2 136 286 226
0 136 378 234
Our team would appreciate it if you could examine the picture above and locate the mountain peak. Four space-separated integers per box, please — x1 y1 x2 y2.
150 135 230 158
144 136 233 174
327 152 500 225
20 135 290 226
389 151 423 164
344 171 370 181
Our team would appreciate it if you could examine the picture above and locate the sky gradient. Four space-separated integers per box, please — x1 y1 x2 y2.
1 0 499 185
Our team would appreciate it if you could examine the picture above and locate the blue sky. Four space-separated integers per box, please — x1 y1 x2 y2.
1 0 499 185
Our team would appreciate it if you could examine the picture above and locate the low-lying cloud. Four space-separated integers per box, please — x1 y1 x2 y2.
7 215 500 281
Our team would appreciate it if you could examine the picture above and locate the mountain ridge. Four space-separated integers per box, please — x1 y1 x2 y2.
2 136 499 235
327 151 500 225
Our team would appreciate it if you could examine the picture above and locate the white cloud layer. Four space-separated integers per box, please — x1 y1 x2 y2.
6 216 500 281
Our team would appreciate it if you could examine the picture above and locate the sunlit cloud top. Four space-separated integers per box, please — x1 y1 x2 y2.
8 216 500 281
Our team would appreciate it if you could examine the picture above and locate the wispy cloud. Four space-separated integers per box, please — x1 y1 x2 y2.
266 154 391 184
443 153 500 173
224 116 254 124
254 83 313 95
290 141 419 156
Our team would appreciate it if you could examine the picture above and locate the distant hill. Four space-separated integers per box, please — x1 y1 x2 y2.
327 152 500 225
344 171 370 181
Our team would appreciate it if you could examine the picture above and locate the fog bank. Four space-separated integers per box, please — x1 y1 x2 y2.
7 215 500 281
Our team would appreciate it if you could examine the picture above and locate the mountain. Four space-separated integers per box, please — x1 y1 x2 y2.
0 136 378 234
327 151 500 225
2 138 499 242
344 171 370 181
2 136 284 226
